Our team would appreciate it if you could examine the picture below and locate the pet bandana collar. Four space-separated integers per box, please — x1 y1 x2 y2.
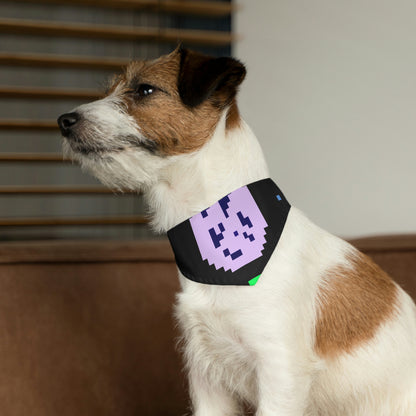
167 178 291 286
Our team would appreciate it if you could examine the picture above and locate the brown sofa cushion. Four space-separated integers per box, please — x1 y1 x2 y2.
0 241 187 416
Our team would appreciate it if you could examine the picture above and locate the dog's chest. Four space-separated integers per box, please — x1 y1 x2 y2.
176 290 257 394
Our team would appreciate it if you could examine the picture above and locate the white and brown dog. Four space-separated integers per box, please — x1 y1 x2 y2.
58 48 416 415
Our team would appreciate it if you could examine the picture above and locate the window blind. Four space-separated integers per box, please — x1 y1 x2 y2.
0 0 234 240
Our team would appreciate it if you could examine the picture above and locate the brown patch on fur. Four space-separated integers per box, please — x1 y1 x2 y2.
107 50 224 156
315 251 398 358
226 99 241 130
105 73 126 96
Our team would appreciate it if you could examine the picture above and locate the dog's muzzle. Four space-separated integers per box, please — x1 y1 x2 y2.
57 112 80 137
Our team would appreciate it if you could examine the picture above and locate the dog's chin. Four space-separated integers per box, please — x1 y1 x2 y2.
62 138 161 192
62 139 121 187
62 138 81 161
62 136 122 158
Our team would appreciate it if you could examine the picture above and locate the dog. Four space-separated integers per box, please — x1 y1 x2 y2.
58 47 416 415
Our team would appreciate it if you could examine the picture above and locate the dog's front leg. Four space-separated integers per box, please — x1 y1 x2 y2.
189 368 241 416
254 346 312 416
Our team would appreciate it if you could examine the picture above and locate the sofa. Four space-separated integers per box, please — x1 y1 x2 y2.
0 235 414 415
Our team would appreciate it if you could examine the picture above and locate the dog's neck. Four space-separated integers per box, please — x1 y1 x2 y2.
145 112 270 233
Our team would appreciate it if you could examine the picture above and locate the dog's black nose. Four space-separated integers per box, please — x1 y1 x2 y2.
57 112 80 136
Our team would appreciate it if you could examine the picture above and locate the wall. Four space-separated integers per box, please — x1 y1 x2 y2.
234 0 416 238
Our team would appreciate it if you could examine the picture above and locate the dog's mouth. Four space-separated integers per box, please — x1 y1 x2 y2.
64 134 124 156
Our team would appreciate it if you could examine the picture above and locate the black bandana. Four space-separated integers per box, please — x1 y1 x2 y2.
167 179 290 286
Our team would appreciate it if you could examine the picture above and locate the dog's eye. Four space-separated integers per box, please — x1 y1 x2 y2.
134 84 156 98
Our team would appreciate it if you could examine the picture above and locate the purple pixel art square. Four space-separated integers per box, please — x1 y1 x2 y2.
189 186 268 272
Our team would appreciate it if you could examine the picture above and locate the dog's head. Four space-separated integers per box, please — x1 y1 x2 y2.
58 48 246 190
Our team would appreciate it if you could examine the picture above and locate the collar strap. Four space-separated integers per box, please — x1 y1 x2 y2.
167 178 290 286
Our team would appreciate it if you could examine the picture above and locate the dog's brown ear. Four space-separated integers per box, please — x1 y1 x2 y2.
178 48 246 108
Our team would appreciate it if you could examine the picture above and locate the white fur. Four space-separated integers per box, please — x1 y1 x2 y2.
63 88 170 191
64 98 416 415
